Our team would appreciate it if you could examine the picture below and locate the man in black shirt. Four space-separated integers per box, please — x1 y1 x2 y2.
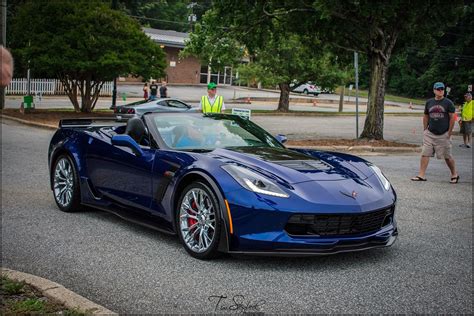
411 82 459 183
149 80 158 100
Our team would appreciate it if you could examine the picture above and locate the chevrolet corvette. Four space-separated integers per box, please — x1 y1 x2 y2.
48 113 398 259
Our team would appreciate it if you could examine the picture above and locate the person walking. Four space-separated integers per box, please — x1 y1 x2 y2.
199 82 225 113
411 82 459 183
459 92 472 148
160 81 168 98
143 82 149 100
149 80 158 100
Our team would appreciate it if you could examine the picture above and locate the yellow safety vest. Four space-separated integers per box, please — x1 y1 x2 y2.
201 95 223 113
461 100 473 121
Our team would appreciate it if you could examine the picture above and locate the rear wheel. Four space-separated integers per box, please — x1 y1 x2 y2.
176 182 221 259
303 89 309 95
52 155 81 212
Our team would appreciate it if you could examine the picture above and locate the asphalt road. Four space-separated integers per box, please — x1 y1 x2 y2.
1 119 472 314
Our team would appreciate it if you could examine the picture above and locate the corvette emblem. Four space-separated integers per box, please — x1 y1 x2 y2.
340 190 358 199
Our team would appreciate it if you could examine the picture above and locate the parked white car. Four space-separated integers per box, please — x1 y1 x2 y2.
290 82 321 96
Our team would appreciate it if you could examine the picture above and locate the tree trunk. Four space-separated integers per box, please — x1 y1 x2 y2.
359 53 389 140
277 82 290 112
59 76 80 112
81 78 93 113
338 85 345 112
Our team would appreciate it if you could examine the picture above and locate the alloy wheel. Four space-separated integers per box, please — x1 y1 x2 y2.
179 188 216 253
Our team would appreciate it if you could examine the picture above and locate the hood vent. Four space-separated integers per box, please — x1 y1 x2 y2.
272 160 332 171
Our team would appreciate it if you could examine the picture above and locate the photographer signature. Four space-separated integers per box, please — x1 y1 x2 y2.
208 294 266 313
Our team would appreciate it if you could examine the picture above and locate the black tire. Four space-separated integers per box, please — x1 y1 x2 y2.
51 154 82 212
176 181 222 260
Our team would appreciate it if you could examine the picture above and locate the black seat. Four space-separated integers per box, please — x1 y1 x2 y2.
125 117 146 143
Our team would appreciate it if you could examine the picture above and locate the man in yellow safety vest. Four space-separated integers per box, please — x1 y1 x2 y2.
459 92 472 148
199 82 225 113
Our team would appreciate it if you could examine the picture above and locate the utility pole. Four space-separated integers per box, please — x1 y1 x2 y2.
110 0 118 110
1 0 7 109
187 2 197 32
354 51 359 139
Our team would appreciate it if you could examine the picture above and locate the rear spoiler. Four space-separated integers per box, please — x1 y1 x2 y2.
59 116 129 128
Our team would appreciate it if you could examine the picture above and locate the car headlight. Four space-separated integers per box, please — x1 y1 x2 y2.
370 165 391 190
221 164 289 198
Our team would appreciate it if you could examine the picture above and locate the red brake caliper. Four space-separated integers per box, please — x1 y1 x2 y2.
187 199 198 235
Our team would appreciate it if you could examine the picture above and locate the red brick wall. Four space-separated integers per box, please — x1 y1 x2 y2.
164 47 201 84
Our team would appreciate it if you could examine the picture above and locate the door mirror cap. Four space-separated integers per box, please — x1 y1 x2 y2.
111 135 144 157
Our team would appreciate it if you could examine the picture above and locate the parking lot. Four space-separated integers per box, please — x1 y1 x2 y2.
1 118 472 313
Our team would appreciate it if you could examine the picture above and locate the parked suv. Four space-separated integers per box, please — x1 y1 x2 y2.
290 82 321 96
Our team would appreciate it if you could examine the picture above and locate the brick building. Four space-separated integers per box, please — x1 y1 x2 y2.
143 28 235 85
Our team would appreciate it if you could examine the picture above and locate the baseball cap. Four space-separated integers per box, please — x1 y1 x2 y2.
433 82 445 89
207 82 217 90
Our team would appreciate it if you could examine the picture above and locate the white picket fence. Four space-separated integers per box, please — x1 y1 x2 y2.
5 78 113 96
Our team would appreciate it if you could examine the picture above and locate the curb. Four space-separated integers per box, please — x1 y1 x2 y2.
1 114 57 130
1 268 116 315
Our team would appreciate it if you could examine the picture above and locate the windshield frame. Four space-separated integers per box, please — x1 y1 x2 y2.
143 112 286 151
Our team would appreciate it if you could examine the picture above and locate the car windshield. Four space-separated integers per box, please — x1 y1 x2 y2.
151 114 285 151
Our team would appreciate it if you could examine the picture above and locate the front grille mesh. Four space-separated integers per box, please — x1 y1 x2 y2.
285 207 393 236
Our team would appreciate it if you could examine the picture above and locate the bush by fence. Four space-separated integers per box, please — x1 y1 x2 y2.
5 79 113 96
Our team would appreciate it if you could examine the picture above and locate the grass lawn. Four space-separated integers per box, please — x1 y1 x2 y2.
1 275 83 315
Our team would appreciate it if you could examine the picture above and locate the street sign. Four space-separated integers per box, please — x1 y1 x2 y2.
468 84 472 92
232 108 251 120
349 84 353 91
446 86 451 95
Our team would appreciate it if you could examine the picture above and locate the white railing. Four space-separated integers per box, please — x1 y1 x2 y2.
5 78 113 96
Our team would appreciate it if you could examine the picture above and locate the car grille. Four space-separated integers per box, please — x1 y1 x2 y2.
285 206 394 236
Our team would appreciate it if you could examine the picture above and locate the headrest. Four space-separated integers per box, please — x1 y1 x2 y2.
125 117 146 143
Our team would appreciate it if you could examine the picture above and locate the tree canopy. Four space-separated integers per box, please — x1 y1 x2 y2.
184 5 351 112
191 0 464 139
11 0 166 112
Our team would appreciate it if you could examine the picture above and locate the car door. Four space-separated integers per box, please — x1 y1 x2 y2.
86 132 155 212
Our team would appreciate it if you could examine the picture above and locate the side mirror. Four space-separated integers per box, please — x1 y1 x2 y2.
275 134 288 144
111 135 144 157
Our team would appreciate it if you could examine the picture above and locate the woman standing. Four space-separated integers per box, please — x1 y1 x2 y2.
143 82 149 100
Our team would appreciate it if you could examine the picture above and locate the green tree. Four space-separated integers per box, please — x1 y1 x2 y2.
387 3 474 105
183 7 350 112
11 0 166 112
209 0 463 139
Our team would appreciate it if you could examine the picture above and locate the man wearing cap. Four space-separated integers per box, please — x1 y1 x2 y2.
411 82 459 183
459 92 472 148
199 82 225 113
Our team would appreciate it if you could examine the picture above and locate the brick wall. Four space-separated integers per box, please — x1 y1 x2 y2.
164 47 201 84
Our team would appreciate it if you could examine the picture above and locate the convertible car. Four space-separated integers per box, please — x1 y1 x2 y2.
48 113 398 259
114 98 196 116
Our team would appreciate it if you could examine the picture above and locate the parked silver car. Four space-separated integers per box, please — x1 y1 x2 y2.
114 98 198 116
290 82 321 96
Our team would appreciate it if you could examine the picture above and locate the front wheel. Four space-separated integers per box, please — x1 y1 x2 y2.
176 182 222 259
52 155 82 212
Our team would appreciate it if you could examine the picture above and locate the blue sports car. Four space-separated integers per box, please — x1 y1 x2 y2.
48 113 398 259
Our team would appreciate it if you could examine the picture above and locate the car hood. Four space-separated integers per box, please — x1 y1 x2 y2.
210 147 372 184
